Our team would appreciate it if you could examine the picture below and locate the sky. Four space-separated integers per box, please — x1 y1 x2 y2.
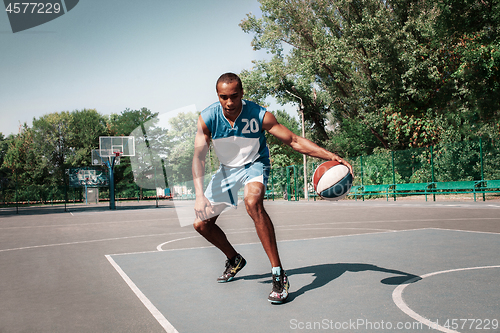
0 0 296 137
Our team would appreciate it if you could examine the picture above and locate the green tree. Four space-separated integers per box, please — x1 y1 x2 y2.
164 111 200 184
108 107 159 187
240 0 500 155
266 109 303 167
0 133 14 185
3 125 48 186
128 112 170 195
108 107 158 136
32 112 72 186
68 108 108 167
434 0 500 141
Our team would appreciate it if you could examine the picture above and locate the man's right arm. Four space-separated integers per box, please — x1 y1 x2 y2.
192 115 214 220
263 112 354 175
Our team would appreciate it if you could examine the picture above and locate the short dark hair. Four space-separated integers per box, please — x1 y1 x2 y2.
216 72 243 92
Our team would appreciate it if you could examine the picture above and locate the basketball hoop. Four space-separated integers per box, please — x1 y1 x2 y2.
96 136 135 210
110 151 122 168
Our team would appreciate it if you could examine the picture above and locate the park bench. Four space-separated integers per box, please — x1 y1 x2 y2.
307 188 319 201
349 185 364 200
476 179 500 199
392 182 433 201
264 189 274 200
429 180 482 201
478 179 500 192
356 184 394 201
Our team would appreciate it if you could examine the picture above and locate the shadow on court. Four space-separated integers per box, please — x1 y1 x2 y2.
109 228 500 332
2 200 500 332
242 263 421 302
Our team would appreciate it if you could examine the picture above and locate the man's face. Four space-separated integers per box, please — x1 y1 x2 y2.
216 80 243 119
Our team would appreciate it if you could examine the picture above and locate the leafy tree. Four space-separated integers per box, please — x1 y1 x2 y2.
361 148 402 185
3 124 48 186
432 141 481 181
0 133 14 185
434 0 500 141
108 107 158 136
32 112 72 186
108 107 159 187
3 110 108 193
240 0 500 155
266 109 303 167
68 109 108 167
164 111 200 184
482 138 500 179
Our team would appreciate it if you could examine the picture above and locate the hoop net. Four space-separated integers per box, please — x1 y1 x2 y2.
113 151 122 165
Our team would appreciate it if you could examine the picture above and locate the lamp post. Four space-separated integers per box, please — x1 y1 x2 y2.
285 88 308 200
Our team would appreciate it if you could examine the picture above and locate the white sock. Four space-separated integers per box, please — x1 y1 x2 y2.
272 266 281 276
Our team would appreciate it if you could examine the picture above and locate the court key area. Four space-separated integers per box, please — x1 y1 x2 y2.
0 200 499 332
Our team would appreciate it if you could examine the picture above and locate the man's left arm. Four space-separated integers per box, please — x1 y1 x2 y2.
263 112 353 175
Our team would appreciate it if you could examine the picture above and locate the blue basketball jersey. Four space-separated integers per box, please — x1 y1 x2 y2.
201 100 270 167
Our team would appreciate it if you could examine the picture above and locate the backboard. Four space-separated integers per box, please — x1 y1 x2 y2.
68 167 109 187
99 136 135 157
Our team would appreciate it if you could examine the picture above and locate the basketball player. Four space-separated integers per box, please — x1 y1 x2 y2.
192 73 353 303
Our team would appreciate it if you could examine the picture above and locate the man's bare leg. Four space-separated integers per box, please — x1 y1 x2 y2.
193 205 238 260
244 182 282 268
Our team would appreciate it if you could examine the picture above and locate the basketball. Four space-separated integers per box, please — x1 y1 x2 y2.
312 161 353 200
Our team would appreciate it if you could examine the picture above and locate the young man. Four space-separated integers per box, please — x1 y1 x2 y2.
192 73 353 304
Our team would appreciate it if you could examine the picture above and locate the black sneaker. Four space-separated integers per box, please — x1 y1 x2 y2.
217 254 246 283
268 270 290 304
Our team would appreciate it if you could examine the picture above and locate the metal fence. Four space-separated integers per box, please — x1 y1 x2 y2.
2 139 499 213
267 138 500 201
352 138 500 186
0 183 164 214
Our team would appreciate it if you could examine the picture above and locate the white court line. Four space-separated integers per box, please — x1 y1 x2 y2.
392 265 500 333
430 227 500 235
110 228 495 333
153 227 500 254
114 227 414 333
3 220 496 254
3 214 497 231
150 218 497 255
0 231 194 253
0 217 181 230
154 229 411 253
155 226 398 251
276 217 500 228
280 201 500 208
105 255 179 333
157 235 203 251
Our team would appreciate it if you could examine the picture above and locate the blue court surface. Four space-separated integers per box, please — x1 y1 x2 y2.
2 200 500 333
108 227 500 333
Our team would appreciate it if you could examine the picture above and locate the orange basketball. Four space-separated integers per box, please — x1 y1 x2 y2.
312 161 353 200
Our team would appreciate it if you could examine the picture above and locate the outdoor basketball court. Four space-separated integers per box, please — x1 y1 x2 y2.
1 199 499 332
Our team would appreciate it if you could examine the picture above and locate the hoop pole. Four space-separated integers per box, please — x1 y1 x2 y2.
286 166 291 201
15 178 18 214
64 182 68 212
480 138 485 201
109 158 115 210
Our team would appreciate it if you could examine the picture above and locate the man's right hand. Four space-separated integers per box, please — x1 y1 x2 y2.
194 195 215 221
